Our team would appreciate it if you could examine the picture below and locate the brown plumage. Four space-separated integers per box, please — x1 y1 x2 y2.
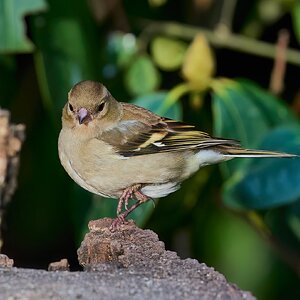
58 80 296 227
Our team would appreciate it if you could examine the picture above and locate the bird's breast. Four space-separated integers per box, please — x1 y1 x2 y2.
58 129 111 197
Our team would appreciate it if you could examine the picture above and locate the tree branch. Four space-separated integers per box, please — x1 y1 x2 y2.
139 21 300 66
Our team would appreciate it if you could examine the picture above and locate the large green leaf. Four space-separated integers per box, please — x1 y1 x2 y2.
132 91 182 120
223 126 300 209
239 80 297 126
0 0 47 53
212 79 297 176
212 80 270 175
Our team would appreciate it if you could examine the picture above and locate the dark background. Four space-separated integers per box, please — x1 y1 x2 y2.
1 1 300 299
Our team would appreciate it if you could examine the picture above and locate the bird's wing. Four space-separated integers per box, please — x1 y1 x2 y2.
100 116 240 157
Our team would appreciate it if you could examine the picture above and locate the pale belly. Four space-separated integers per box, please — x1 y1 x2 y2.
58 130 188 199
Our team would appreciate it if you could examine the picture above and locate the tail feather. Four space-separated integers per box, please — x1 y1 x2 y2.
222 148 297 158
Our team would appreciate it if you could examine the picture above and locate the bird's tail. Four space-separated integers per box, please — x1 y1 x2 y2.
222 148 297 158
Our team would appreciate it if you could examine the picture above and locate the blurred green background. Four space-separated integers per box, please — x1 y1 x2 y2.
1 0 300 299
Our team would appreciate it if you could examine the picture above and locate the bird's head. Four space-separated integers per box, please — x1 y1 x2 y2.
62 80 121 130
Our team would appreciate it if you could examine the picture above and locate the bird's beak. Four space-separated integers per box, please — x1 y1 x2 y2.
77 108 90 125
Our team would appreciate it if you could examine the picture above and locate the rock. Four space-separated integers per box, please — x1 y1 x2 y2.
78 218 166 268
0 254 14 268
0 266 255 300
75 218 256 300
0 218 256 299
48 258 70 271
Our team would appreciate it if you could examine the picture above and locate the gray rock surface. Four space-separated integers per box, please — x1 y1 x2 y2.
0 219 256 300
0 263 254 300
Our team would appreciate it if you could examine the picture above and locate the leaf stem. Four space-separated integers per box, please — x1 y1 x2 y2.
158 83 191 115
139 21 300 66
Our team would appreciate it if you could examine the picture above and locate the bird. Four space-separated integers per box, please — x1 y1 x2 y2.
58 80 296 228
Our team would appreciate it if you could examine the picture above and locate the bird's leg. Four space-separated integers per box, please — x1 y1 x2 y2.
110 185 150 230
116 183 145 215
116 188 134 215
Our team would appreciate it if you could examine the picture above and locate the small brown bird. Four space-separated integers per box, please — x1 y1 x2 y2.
58 80 295 227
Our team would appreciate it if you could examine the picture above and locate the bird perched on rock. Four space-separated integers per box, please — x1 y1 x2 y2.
58 80 295 228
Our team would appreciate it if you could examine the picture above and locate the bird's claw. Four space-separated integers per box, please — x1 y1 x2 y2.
124 197 129 211
109 214 126 231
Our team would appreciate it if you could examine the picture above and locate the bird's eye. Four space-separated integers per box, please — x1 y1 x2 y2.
97 103 105 113
68 103 74 112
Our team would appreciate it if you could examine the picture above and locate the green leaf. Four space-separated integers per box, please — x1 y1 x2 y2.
0 0 47 53
212 81 265 146
125 55 161 96
132 91 182 120
158 83 191 116
239 79 297 126
223 126 300 209
212 80 270 175
212 79 297 176
151 36 187 71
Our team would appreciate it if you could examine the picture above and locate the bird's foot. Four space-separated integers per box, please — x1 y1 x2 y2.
116 184 144 215
110 185 150 231
110 214 126 231
110 201 141 231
